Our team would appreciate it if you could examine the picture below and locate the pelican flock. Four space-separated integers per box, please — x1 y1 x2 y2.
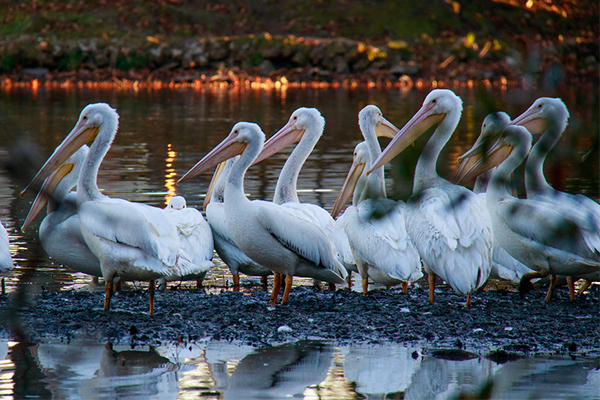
10 88 596 314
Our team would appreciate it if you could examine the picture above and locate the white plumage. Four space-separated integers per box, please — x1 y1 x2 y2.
23 103 205 314
204 156 273 285
179 122 347 304
332 105 422 294
512 97 600 297
461 123 600 302
163 195 214 283
22 145 102 278
369 89 493 306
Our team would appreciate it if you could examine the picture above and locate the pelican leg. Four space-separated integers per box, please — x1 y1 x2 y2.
465 290 472 307
196 279 203 289
543 274 558 303
566 276 576 300
518 269 549 298
402 281 409 294
362 278 369 295
148 280 155 315
328 283 336 291
113 279 122 293
92 276 99 285
385 285 391 290
428 273 436 305
269 273 282 305
232 273 240 288
346 271 352 289
281 275 293 305
103 279 113 311
261 275 269 287
577 279 593 296
1 277 4 295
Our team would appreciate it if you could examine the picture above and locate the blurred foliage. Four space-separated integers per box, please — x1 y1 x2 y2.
0 0 597 44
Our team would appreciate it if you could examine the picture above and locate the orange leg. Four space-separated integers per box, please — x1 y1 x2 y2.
360 277 369 295
566 276 576 300
544 274 558 303
402 281 409 294
281 275 294 305
196 279 203 289
465 290 472 307
428 273 436 305
261 275 269 287
149 280 155 315
346 271 353 289
269 273 282 305
577 279 593 296
113 279 122 293
104 279 113 311
232 273 240 287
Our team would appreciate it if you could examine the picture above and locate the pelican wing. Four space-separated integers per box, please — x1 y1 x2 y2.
344 199 421 281
534 192 600 254
407 186 493 294
280 202 335 237
332 211 357 271
256 201 346 277
79 198 179 268
165 207 214 265
496 197 600 258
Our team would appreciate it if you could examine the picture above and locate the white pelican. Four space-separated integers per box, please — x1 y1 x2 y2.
179 122 347 305
253 107 337 292
457 124 600 302
511 97 600 298
331 105 422 294
255 107 334 234
21 145 102 278
456 112 534 283
203 156 273 288
163 195 214 286
23 103 203 314
369 89 493 306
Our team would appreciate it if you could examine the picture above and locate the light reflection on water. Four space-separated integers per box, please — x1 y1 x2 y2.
0 85 597 294
0 338 597 399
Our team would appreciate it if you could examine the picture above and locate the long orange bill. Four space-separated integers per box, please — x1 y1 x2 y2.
21 162 75 231
368 102 445 174
331 160 366 219
21 123 99 197
253 119 305 165
203 160 227 211
178 133 246 184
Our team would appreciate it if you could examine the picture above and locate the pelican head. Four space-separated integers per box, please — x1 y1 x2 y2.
454 112 512 183
511 97 569 135
178 122 264 184
166 195 187 210
21 145 90 231
367 89 462 174
331 141 369 218
358 105 399 139
457 125 532 183
21 103 118 197
253 107 324 165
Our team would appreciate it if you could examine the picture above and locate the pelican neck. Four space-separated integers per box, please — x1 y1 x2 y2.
77 117 117 204
413 110 461 193
273 122 322 205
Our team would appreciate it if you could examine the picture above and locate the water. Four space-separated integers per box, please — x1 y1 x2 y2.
0 84 598 398
0 338 598 399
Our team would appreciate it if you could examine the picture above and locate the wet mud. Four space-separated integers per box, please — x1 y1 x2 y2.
1 283 598 357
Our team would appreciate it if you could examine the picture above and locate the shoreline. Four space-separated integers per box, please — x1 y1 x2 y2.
2 283 598 357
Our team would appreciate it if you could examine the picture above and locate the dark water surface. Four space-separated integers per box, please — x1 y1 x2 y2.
0 85 598 398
